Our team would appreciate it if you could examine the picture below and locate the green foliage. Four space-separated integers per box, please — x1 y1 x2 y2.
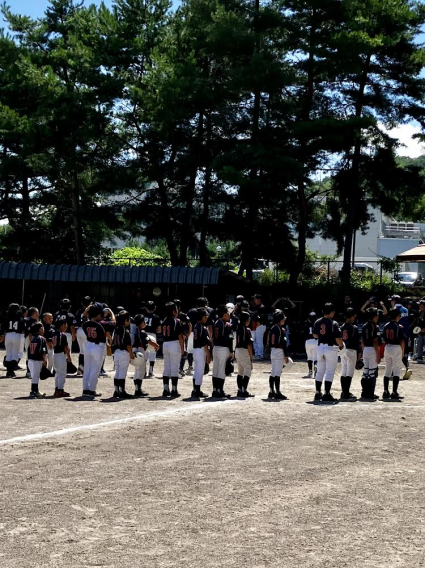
109 246 169 267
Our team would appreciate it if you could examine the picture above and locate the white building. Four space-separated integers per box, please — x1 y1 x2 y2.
306 208 425 274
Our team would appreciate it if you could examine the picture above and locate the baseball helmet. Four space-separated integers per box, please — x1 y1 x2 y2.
225 358 234 376
130 352 145 367
204 363 210 375
40 365 53 380
355 359 364 370
67 361 78 374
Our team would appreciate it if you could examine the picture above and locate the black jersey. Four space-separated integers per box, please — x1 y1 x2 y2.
188 308 199 327
112 325 131 351
269 324 288 352
100 319 115 335
236 324 253 349
28 336 47 361
341 323 360 351
83 320 107 344
54 310 77 332
24 317 38 337
162 317 183 342
144 313 161 334
179 311 191 335
361 321 380 347
304 321 315 340
193 323 210 349
212 319 234 350
383 321 405 345
252 305 268 326
134 328 150 350
75 308 88 327
314 317 341 346
44 324 55 343
5 315 26 334
52 330 68 354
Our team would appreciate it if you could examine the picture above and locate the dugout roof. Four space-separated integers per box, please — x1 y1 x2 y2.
0 262 221 285
396 244 425 263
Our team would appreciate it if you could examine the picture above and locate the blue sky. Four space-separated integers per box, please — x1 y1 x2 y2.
6 0 113 19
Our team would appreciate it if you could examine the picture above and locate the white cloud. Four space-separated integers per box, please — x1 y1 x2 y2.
386 122 425 158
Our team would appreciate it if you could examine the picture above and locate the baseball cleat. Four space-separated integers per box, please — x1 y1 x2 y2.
322 393 336 402
314 392 322 401
274 391 287 400
30 391 46 399
170 390 181 398
382 391 391 400
390 392 401 400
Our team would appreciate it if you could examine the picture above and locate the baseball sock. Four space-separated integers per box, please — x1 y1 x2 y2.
188 354 193 367
324 381 332 395
269 376 275 392
134 379 141 392
171 377 178 392
113 379 119 396
163 376 170 392
274 376 281 393
346 376 352 393
31 383 38 393
383 376 390 392
237 375 243 392
150 362 155 374
308 360 312 372
78 354 84 368
179 357 186 372
243 376 250 392
315 380 322 393
392 377 400 394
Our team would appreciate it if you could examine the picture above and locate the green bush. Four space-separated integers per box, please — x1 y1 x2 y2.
109 247 169 267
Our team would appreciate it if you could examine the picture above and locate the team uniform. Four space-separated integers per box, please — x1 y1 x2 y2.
75 308 88 372
82 320 107 395
268 324 291 399
192 322 211 391
235 323 254 396
304 321 318 377
132 328 151 396
361 321 381 399
252 305 267 359
416 309 425 361
52 329 69 394
112 325 132 397
144 312 161 376
43 322 55 372
382 321 405 400
23 317 38 374
178 310 192 374
4 315 26 374
28 335 48 396
212 319 234 386
314 317 341 400
54 310 77 354
340 322 361 399
162 317 183 396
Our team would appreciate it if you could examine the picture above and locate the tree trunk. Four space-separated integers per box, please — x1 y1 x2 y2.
70 170 85 265
20 176 30 262
199 115 212 267
157 178 179 266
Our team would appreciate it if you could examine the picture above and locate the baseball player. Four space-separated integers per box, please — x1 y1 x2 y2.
304 311 318 378
111 311 134 398
132 315 159 397
17 305 28 365
161 302 185 397
340 308 361 399
3 303 26 378
28 322 48 398
191 308 211 398
42 312 55 372
143 301 162 378
268 310 291 400
175 299 192 376
187 298 210 369
235 311 254 397
75 296 91 375
382 308 405 400
82 303 107 397
313 303 343 402
212 305 234 398
24 307 40 377
415 300 425 362
52 320 72 397
54 299 77 355
360 307 381 399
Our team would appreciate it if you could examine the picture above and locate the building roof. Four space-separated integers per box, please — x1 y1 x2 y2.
396 244 425 262
0 262 221 285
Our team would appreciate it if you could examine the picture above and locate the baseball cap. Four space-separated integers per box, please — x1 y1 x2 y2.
308 311 317 320
226 302 235 313
390 295 401 301
236 295 245 303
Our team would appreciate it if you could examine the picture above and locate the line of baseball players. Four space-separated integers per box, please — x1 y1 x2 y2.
0 296 408 401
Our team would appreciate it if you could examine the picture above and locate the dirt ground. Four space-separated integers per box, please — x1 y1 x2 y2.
1 354 425 568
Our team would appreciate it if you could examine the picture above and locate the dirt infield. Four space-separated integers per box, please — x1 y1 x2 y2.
1 355 425 567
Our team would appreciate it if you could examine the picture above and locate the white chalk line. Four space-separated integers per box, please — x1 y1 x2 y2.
0 401 239 446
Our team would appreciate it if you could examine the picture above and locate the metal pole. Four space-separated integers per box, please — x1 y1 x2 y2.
352 228 356 266
379 262 383 285
327 261 330 281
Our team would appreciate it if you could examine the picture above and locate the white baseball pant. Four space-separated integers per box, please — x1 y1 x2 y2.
83 342 106 392
213 346 230 380
363 346 378 379
47 347 54 371
315 344 339 383
28 360 43 385
193 347 206 386
341 348 357 377
163 340 181 377
5 332 23 362
133 348 147 380
254 325 266 358
384 344 404 378
18 334 25 359
147 333 157 363
65 332 73 353
54 352 67 390
114 349 130 380
236 347 252 378
305 338 318 362
76 327 87 356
